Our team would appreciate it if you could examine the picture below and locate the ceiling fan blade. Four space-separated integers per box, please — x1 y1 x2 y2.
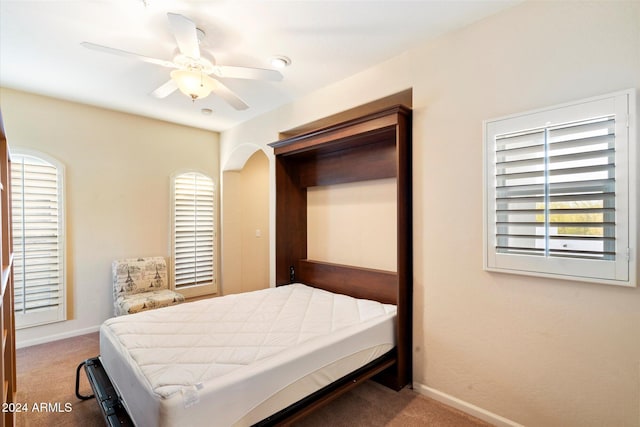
151 79 178 98
81 42 176 68
210 80 249 110
167 13 200 59
210 66 283 81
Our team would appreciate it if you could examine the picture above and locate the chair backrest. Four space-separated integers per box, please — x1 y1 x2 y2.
112 257 169 299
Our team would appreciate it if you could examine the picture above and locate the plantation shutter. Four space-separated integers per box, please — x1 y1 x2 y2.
485 90 633 286
11 154 65 328
173 172 215 289
495 117 616 260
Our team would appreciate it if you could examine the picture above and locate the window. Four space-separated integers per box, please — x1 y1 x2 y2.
11 151 66 328
484 90 636 287
171 171 216 297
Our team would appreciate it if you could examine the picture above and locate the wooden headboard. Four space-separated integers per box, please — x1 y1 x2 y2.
269 105 412 390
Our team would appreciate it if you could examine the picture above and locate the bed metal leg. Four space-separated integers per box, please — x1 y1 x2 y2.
75 360 95 400
75 357 134 427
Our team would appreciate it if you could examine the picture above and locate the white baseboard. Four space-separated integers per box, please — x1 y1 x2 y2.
16 325 101 349
413 382 523 427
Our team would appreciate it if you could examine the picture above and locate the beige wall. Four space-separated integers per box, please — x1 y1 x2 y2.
222 150 270 294
221 2 640 426
0 88 219 346
307 178 397 271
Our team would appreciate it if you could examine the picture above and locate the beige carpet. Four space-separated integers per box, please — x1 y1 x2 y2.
15 333 102 427
15 333 491 426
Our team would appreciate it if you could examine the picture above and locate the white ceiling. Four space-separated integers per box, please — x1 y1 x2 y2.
0 0 519 132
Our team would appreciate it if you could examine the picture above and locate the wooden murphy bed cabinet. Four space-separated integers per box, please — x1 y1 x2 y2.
0 111 16 426
269 104 412 390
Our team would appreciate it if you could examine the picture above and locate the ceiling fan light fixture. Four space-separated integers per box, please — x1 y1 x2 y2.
270 55 291 69
170 68 215 101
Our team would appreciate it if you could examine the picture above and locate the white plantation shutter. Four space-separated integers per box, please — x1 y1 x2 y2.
11 153 65 328
485 90 635 286
172 172 215 292
495 118 615 259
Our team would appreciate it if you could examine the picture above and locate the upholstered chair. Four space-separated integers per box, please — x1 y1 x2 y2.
112 257 184 316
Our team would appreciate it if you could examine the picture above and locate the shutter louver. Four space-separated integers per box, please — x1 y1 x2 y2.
11 155 65 327
495 117 616 261
173 173 215 289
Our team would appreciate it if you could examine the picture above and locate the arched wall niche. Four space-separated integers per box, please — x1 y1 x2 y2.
221 149 270 295
222 143 269 172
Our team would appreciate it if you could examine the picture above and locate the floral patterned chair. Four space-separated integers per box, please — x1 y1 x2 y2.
112 256 185 316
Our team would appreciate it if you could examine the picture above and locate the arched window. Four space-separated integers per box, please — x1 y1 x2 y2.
11 151 66 328
171 171 216 297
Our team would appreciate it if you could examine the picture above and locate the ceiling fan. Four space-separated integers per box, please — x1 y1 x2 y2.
81 12 284 110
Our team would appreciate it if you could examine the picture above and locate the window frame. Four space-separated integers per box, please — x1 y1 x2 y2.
170 170 217 298
11 149 67 328
483 90 637 287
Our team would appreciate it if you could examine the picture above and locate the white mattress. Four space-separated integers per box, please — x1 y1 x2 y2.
100 283 397 427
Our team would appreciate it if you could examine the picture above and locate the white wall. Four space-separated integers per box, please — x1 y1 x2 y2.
0 88 219 347
221 2 640 426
